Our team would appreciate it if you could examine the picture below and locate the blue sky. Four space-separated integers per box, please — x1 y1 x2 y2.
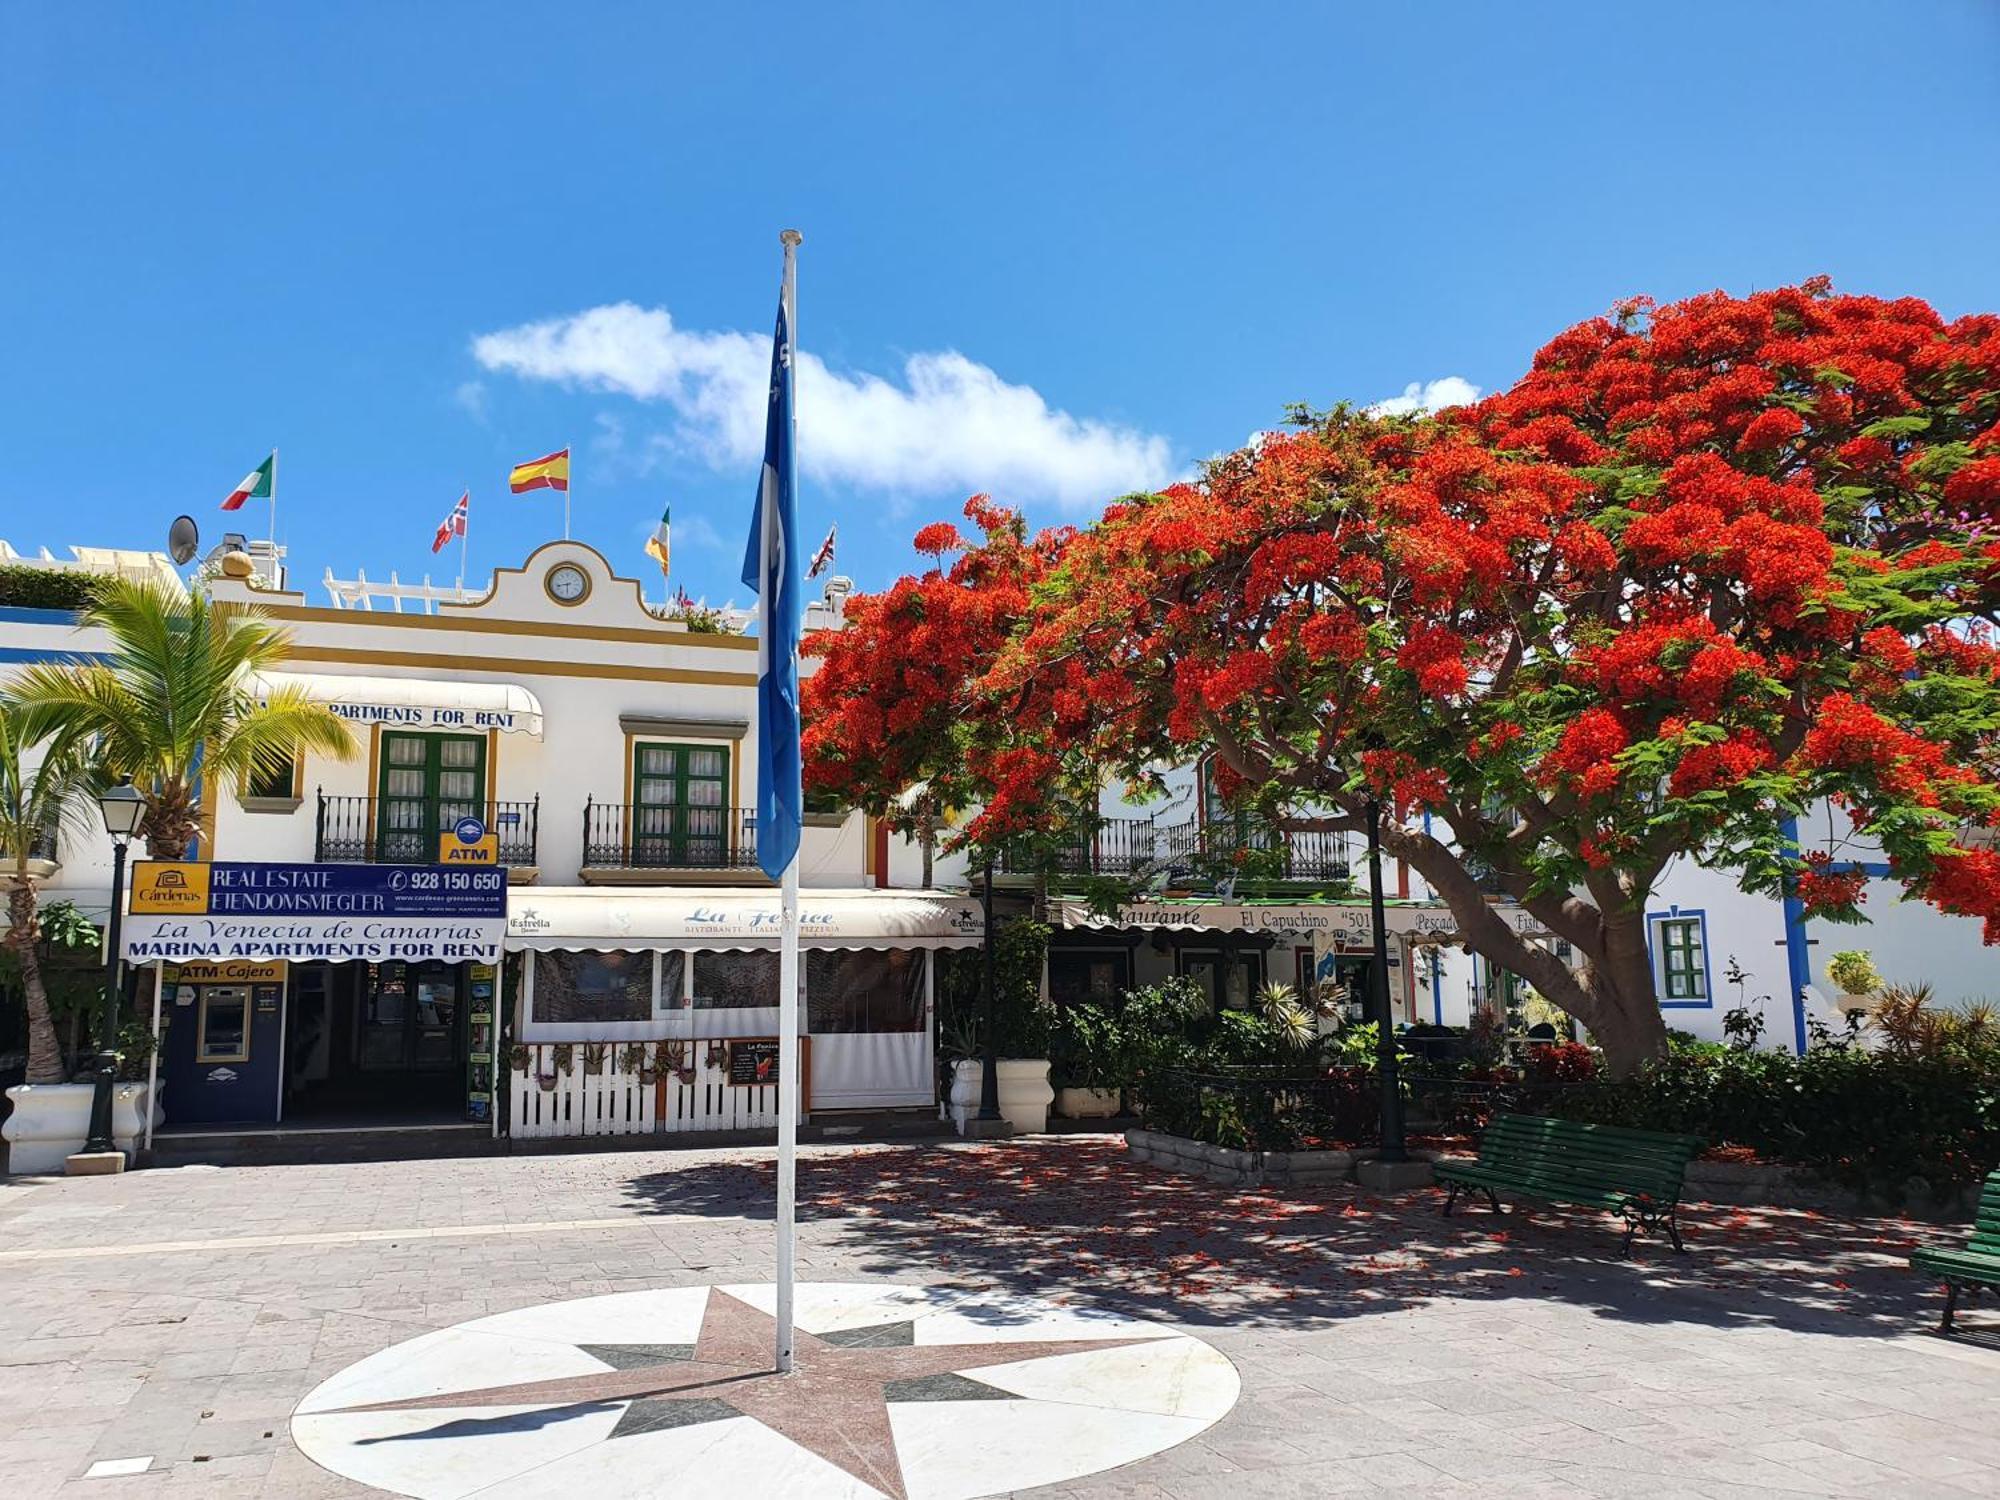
3 2 1996 608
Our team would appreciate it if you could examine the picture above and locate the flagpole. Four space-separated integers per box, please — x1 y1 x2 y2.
268 447 279 580
774 226 803 1377
459 493 469 596
564 449 572 541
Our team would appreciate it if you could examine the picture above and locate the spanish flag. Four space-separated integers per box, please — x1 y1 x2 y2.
509 448 570 494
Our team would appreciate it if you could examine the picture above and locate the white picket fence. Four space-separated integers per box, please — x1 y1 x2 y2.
508 1040 798 1140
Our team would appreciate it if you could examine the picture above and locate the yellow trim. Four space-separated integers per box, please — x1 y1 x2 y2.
197 743 218 861
256 601 759 651
863 814 876 877
364 723 381 805
281 644 758 687
485 727 499 805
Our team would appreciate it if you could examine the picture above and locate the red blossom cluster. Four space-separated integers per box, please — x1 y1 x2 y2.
807 282 2000 1046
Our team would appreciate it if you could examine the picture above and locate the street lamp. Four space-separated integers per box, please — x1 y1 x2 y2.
1364 798 1408 1163
976 853 1003 1126
80 780 144 1160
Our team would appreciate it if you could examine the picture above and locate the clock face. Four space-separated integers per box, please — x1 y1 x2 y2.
546 563 589 603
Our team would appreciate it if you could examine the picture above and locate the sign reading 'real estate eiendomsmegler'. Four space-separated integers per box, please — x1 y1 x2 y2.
122 862 507 965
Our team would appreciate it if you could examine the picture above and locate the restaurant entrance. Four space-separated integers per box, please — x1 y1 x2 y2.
284 959 471 1122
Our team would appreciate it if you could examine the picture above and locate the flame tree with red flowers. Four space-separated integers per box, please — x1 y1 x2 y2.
802 497 1089 884
980 281 2000 1074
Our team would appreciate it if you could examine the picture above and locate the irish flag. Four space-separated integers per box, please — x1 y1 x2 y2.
221 452 275 511
509 449 570 494
644 502 670 576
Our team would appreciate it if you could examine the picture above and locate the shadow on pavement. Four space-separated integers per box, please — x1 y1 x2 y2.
617 1136 1960 1337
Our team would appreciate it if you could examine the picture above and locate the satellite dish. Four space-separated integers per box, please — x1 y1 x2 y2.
167 515 199 566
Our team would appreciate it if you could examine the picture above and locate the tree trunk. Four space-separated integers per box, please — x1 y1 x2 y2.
916 792 938 889
1379 817 1671 1077
5 884 66 1085
139 779 197 860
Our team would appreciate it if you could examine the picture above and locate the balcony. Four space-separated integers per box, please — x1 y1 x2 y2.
999 816 1355 888
579 799 764 884
1161 820 1354 884
315 794 540 879
1 824 59 889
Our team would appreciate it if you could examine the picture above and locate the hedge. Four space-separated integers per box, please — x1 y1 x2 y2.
0 564 102 611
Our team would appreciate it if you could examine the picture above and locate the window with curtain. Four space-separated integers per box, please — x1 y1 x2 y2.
806 949 926 1033
532 950 655 1024
693 950 780 1010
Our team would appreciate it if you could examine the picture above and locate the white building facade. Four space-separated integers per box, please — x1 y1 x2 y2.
4 540 980 1143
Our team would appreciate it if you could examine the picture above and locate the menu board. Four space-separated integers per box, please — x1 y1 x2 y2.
727 1040 780 1088
466 962 497 1122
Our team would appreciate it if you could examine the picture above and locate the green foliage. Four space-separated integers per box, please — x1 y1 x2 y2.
1826 950 1882 998
0 565 102 611
935 917 1052 1060
1554 1043 2000 1204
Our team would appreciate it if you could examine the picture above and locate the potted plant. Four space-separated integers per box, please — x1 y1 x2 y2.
582 1042 606 1076
1049 1001 1127 1119
619 1042 646 1077
938 918 1056 1135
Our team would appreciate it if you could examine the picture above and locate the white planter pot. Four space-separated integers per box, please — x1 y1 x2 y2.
4 1082 164 1175
1056 1086 1123 1120
948 1058 1053 1135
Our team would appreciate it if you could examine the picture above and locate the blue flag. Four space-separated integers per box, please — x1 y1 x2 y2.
741 292 802 881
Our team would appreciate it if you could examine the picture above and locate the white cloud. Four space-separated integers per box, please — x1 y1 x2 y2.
1367 375 1481 417
452 379 489 421
471 302 1176 510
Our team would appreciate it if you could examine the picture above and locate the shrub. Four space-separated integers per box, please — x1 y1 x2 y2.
0 564 106 611
1553 1042 1999 1205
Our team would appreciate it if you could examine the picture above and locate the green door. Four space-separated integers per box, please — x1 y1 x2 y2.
632 741 729 865
377 732 487 862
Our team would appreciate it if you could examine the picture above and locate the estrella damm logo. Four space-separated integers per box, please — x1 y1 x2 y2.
131 862 213 914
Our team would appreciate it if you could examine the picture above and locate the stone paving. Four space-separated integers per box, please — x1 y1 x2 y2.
0 1137 1996 1499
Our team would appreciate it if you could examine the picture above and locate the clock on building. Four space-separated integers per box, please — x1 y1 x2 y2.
544 563 590 605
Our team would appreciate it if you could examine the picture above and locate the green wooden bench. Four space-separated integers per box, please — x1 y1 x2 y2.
1910 1169 2000 1333
1437 1113 1703 1256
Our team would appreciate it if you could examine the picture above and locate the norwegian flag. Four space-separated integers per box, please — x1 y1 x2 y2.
807 522 836 579
431 491 468 554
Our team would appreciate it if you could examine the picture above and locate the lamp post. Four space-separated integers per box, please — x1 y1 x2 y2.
80 780 144 1159
976 853 1002 1124
1365 797 1408 1163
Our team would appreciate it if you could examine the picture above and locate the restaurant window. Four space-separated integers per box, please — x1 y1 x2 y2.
806 950 925 1033
530 950 655 1024
1048 950 1129 1010
693 949 781 1010
196 987 251 1063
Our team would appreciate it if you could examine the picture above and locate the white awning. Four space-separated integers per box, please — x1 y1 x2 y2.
251 671 544 738
1050 897 1551 946
506 887 985 952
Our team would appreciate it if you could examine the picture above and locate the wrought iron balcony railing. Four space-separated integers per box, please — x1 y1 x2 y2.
581 798 761 871
998 815 1355 884
315 794 539 866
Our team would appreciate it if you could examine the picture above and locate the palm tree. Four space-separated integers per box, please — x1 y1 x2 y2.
10 578 357 857
0 703 101 1083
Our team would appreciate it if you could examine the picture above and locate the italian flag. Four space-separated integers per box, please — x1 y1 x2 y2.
221 452 275 511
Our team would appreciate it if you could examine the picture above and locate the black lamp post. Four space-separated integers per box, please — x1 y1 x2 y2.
1365 797 1408 1162
80 780 144 1159
976 854 1002 1123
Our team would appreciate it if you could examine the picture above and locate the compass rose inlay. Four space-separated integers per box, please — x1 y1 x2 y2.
292 1282 1240 1499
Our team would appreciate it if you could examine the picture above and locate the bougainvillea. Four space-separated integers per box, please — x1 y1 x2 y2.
963 281 2000 1074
